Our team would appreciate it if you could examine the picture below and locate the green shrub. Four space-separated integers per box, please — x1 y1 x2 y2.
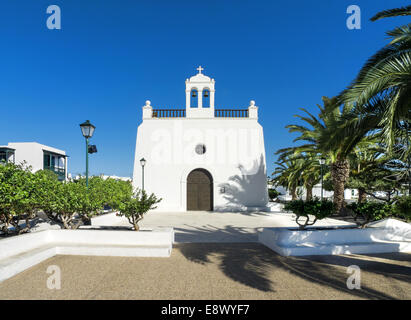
0 163 161 233
0 164 136 233
347 201 393 227
268 189 280 201
393 196 411 221
0 162 39 235
118 189 161 231
284 198 334 229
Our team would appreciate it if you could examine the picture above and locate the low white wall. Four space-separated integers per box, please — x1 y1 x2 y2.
91 212 128 226
0 231 50 260
50 229 174 245
259 219 411 256
0 228 174 283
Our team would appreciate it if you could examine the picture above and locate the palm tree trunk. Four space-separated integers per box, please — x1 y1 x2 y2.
306 186 313 201
358 188 367 203
291 187 297 200
331 159 350 214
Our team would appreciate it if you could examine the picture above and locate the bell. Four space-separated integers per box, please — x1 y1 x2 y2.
192 91 197 98
204 91 209 98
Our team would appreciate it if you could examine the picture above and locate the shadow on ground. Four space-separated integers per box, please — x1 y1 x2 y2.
174 224 259 242
177 225 411 299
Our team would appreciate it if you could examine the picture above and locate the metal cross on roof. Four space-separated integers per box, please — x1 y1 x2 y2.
196 66 204 74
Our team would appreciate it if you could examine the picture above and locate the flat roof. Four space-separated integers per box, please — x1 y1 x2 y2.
7 142 66 155
0 146 15 151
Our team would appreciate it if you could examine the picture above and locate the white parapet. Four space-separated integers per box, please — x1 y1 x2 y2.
91 211 128 226
248 100 258 119
258 218 411 256
142 100 153 119
0 228 174 283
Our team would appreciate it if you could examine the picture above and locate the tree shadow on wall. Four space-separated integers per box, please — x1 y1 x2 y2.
214 154 268 213
176 225 410 299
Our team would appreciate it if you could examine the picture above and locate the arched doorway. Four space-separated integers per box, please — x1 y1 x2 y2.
187 169 213 211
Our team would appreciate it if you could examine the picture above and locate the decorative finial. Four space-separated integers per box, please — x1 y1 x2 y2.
250 100 256 107
145 100 151 106
197 66 204 74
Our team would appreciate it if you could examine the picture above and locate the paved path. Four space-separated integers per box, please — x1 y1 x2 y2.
121 210 355 243
0 243 409 300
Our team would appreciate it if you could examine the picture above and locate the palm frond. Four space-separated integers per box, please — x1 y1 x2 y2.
342 51 411 107
371 5 411 21
387 24 411 45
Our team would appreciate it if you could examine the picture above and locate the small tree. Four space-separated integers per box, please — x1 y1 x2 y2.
99 178 133 211
118 189 161 231
284 198 335 229
45 182 86 229
0 162 38 235
34 169 61 215
76 177 106 224
268 189 280 201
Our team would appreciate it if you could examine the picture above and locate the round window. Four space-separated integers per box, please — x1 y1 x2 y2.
195 144 206 155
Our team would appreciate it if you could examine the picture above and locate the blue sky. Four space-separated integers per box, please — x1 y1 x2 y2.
0 0 410 177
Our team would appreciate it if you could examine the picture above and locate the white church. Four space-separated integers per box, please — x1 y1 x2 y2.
132 67 268 212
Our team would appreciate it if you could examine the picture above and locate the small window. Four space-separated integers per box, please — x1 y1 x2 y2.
190 89 198 108
43 153 51 168
203 89 210 108
195 144 206 155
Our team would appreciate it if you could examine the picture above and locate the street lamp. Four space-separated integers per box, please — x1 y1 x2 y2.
319 157 326 200
140 158 146 191
80 120 96 188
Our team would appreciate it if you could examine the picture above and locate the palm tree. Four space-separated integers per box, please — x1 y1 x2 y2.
297 155 321 201
277 97 367 213
348 138 386 203
272 157 302 200
275 152 321 201
339 5 411 162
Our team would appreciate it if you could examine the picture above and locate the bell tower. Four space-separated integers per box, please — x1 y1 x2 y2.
185 66 215 118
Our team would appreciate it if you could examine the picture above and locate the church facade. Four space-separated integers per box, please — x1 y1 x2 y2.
132 67 268 212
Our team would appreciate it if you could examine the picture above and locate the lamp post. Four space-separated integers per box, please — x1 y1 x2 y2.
319 157 326 200
140 158 146 191
79 120 96 189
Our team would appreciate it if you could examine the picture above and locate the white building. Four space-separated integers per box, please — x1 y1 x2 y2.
273 184 358 202
100 175 132 182
73 174 132 182
133 67 268 212
0 142 68 181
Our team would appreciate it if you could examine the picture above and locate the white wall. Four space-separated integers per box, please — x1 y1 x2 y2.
9 142 43 171
132 118 268 211
276 184 358 201
7 142 68 180
312 185 334 199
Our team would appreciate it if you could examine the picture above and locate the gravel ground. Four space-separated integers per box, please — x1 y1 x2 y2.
0 243 409 300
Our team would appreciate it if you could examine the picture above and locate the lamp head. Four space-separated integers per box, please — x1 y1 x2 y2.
80 120 96 139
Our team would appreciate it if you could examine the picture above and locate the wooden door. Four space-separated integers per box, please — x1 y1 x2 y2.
187 169 213 211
